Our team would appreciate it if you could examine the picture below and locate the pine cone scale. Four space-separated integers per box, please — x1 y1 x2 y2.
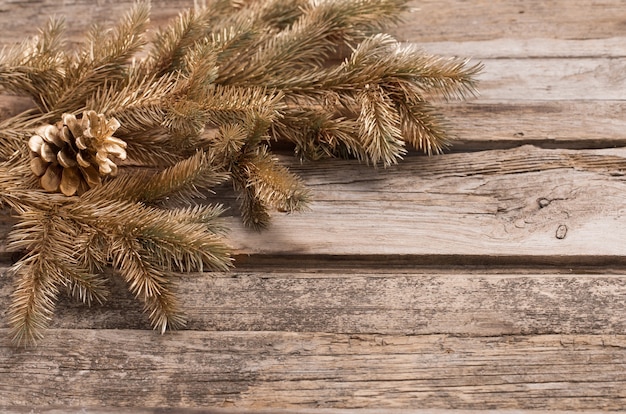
42 124 65 148
59 166 81 196
39 142 57 162
30 157 48 176
57 147 77 168
40 164 62 192
27 134 44 153
76 151 90 168
81 164 102 188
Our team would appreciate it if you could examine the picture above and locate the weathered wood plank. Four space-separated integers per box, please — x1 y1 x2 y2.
2 145 626 262
417 38 626 59
475 58 626 101
1 410 617 414
396 0 626 42
442 101 626 150
2 1 625 46
208 146 626 261
2 269 626 337
1 331 625 410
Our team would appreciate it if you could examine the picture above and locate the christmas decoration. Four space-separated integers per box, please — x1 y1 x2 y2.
0 0 481 345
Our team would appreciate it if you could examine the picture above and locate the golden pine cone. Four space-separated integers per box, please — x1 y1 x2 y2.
28 111 126 196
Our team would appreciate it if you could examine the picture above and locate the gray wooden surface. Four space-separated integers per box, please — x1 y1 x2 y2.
1 0 626 412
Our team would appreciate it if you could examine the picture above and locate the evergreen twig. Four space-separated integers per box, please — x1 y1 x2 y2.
0 0 480 345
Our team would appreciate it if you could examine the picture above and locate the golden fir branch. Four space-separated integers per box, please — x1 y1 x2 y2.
0 0 480 345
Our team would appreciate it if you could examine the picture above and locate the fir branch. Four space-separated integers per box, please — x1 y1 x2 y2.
163 98 207 140
74 230 109 274
161 41 221 142
231 145 309 229
239 186 272 230
138 211 231 273
66 198 233 273
120 128 186 165
137 151 229 203
148 6 215 75
180 41 220 97
296 113 353 158
6 209 101 345
210 123 249 161
168 204 229 235
357 84 405 165
84 151 229 204
7 257 60 345
246 146 311 212
48 2 151 113
86 2 150 67
201 85 283 129
272 110 362 161
63 265 109 306
0 17 65 107
0 156 50 211
0 121 29 161
83 69 178 135
395 99 451 154
257 33 480 163
248 0 306 29
101 201 231 332
216 0 411 85
0 0 481 345
109 236 186 333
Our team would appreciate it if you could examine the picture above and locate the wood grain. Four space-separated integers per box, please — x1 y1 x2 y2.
11 409 590 414
1 331 626 410
475 58 626 101
209 146 626 261
2 0 625 45
2 146 626 262
417 37 626 59
395 0 626 42
442 101 626 150
2 268 626 337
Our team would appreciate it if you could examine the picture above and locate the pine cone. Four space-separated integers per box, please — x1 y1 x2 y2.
28 111 126 196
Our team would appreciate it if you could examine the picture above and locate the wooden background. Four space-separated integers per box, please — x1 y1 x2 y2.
2 0 626 412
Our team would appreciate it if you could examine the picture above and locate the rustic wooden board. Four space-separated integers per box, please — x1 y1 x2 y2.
476 58 626 101
2 268 626 337
3 145 626 261
442 101 626 150
418 37 626 59
13 410 605 414
396 1 626 42
214 146 626 261
1 331 626 410
1 410 617 414
2 0 625 45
